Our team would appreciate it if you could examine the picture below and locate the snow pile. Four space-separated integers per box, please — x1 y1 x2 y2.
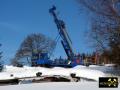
104 64 116 67
42 67 71 76
2 66 46 79
0 65 106 81
73 65 86 69
0 72 14 80
89 65 101 67
70 69 105 81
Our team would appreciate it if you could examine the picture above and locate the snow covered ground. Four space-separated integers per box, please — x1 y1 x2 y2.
0 65 119 90
0 82 119 90
0 65 106 81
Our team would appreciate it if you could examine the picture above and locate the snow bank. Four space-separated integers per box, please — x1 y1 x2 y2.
0 72 14 80
73 65 86 69
89 65 101 67
42 67 71 76
0 65 106 81
70 69 105 81
104 64 116 67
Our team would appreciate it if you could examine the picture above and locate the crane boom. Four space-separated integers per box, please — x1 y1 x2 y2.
49 6 74 60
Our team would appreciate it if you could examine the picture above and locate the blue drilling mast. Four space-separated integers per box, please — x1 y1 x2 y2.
49 6 74 61
49 6 82 67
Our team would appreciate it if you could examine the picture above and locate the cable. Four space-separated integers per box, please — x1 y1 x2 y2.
49 33 61 58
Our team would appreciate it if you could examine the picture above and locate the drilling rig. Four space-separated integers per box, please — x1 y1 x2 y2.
32 6 83 67
49 6 82 67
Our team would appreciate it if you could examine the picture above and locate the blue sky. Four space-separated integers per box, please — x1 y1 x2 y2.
0 0 93 64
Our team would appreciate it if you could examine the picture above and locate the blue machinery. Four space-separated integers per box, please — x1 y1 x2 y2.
49 6 74 61
32 6 83 67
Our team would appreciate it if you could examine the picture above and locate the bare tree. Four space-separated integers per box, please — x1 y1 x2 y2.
11 33 56 66
77 0 120 65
